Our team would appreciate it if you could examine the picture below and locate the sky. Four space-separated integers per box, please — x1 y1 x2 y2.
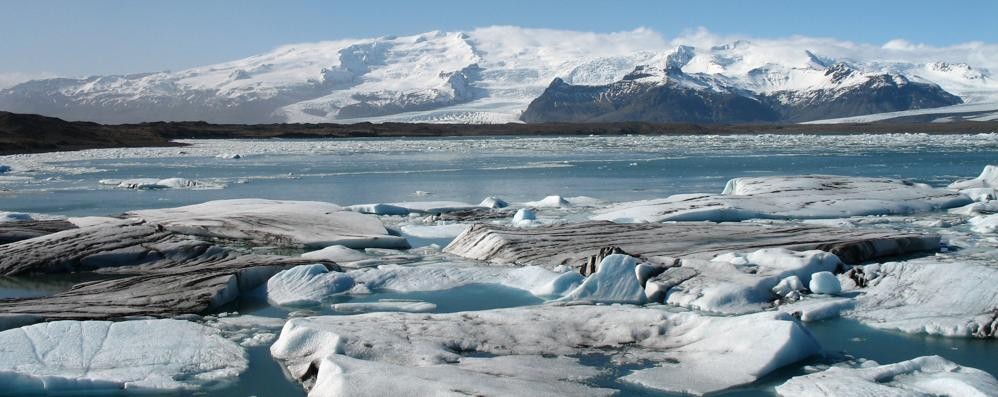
1 0 996 79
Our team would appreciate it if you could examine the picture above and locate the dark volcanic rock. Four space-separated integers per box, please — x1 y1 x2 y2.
522 66 963 124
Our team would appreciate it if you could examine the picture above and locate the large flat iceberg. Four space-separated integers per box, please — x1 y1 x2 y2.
0 319 247 393
127 198 409 249
270 306 819 396
594 175 971 223
845 259 998 337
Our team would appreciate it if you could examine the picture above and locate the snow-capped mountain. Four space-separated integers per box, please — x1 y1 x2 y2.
0 27 995 124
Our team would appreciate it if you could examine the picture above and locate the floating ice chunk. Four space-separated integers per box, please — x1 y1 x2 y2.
347 201 481 215
949 201 998 215
215 153 243 159
780 297 856 322
776 355 998 396
664 249 841 314
265 264 354 306
808 271 842 295
595 175 971 223
772 275 806 297
204 314 287 347
524 195 570 208
0 211 33 223
969 213 998 233
353 264 576 298
513 208 537 222
479 196 508 208
400 223 469 239
0 319 247 392
332 300 437 314
302 245 371 263
109 177 220 190
270 306 818 397
961 188 998 202
846 259 998 337
559 254 646 304
127 199 409 249
950 165 998 190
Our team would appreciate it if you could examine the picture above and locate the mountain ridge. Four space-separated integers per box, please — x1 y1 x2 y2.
0 27 995 124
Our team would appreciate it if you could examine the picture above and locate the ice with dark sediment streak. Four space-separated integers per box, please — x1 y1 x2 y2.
271 306 819 396
126 198 409 249
843 258 998 338
594 175 972 223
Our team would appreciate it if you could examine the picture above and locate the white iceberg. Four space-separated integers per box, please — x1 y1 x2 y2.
845 259 998 337
265 264 354 306
352 263 581 297
0 319 247 393
776 355 998 396
523 195 571 208
662 248 841 314
558 254 646 304
270 306 819 396
215 153 243 159
399 223 469 239
479 196 508 208
969 213 998 233
595 175 971 223
301 245 372 263
809 271 842 295
950 165 998 202
332 300 437 314
127 199 409 249
780 297 856 322
346 201 481 215
109 177 221 190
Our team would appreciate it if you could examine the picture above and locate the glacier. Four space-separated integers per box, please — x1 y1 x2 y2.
1 27 996 124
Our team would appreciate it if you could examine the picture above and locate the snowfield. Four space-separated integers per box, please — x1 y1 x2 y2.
2 27 997 124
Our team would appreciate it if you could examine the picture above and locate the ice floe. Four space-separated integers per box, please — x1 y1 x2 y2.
0 319 247 393
478 196 508 208
265 264 354 306
270 306 819 396
332 300 437 314
655 248 842 314
845 259 998 337
776 355 998 396
346 201 481 215
969 213 998 234
595 175 972 223
558 254 647 304
809 271 842 295
127 199 409 249
301 245 372 263
101 177 223 190
352 263 582 297
399 223 469 239
950 165 998 202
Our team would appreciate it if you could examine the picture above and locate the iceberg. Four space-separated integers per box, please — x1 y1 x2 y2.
658 248 841 314
776 356 998 396
846 259 998 337
558 254 647 304
270 306 819 396
265 264 354 306
332 300 437 314
0 319 247 393
595 175 971 223
127 199 409 249
949 165 998 201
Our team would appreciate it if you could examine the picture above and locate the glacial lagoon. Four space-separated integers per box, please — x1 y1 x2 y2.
2 133 998 396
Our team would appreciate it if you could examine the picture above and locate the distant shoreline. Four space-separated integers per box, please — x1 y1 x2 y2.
2 111 996 156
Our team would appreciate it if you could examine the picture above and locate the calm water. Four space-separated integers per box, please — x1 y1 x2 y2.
2 135 997 396
1 135 996 216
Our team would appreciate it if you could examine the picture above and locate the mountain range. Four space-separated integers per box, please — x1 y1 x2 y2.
1 27 996 124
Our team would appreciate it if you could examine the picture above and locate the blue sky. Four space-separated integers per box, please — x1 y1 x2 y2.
2 0 996 76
